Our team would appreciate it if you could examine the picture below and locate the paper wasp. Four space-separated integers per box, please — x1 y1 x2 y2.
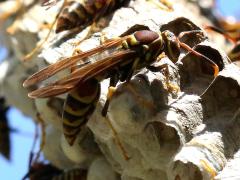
52 169 87 180
23 0 130 60
23 25 219 157
55 0 129 33
23 161 86 180
22 162 62 180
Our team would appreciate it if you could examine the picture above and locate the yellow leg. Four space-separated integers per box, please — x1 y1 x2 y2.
22 0 68 61
156 52 167 61
39 22 54 30
70 22 98 48
163 65 180 93
160 0 174 11
101 82 130 160
146 0 174 11
200 159 216 180
104 115 130 160
148 63 180 93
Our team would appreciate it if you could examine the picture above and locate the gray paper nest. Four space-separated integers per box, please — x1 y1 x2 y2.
0 0 240 179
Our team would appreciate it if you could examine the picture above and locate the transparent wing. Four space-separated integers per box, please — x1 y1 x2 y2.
23 38 125 87
28 50 137 98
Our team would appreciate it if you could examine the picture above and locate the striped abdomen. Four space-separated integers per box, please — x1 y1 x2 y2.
62 79 100 145
56 0 122 33
52 169 86 180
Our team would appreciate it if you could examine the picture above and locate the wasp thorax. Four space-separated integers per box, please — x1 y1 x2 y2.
134 30 159 44
162 30 180 63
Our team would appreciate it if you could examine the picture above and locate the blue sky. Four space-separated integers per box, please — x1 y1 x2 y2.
0 108 36 179
0 47 37 179
0 0 239 179
217 0 240 20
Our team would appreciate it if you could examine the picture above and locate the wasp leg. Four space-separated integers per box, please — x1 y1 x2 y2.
102 73 119 116
146 0 173 11
101 74 130 160
70 0 113 47
35 113 46 163
104 115 130 160
147 64 180 93
123 58 141 82
160 0 174 11
22 0 68 61
29 113 46 166
200 159 216 180
70 30 109 57
38 22 54 30
204 26 237 44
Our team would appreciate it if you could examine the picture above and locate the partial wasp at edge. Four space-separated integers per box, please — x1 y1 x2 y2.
23 0 129 61
0 97 10 160
23 25 219 160
55 0 129 33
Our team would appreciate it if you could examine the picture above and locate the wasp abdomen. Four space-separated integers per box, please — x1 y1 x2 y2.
56 0 93 33
52 169 86 180
62 79 100 145
56 0 127 33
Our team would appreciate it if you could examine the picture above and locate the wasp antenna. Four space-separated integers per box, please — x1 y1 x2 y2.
178 39 219 77
204 25 238 44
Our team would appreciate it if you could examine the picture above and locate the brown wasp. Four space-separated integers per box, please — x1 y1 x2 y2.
23 0 129 60
22 162 62 180
52 169 87 180
22 160 86 180
55 0 129 33
23 25 219 159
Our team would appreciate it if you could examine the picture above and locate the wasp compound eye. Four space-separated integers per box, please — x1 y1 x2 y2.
162 31 180 63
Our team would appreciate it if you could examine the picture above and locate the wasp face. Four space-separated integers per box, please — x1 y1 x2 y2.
162 30 180 63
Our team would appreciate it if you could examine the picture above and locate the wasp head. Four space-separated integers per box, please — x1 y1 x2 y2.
162 30 180 63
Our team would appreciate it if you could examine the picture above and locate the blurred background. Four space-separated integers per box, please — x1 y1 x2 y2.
0 0 239 179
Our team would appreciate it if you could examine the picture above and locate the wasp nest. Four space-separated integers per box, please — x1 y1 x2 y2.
0 0 240 179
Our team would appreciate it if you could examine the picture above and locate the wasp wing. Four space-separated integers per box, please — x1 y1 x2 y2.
28 50 137 98
23 38 125 88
